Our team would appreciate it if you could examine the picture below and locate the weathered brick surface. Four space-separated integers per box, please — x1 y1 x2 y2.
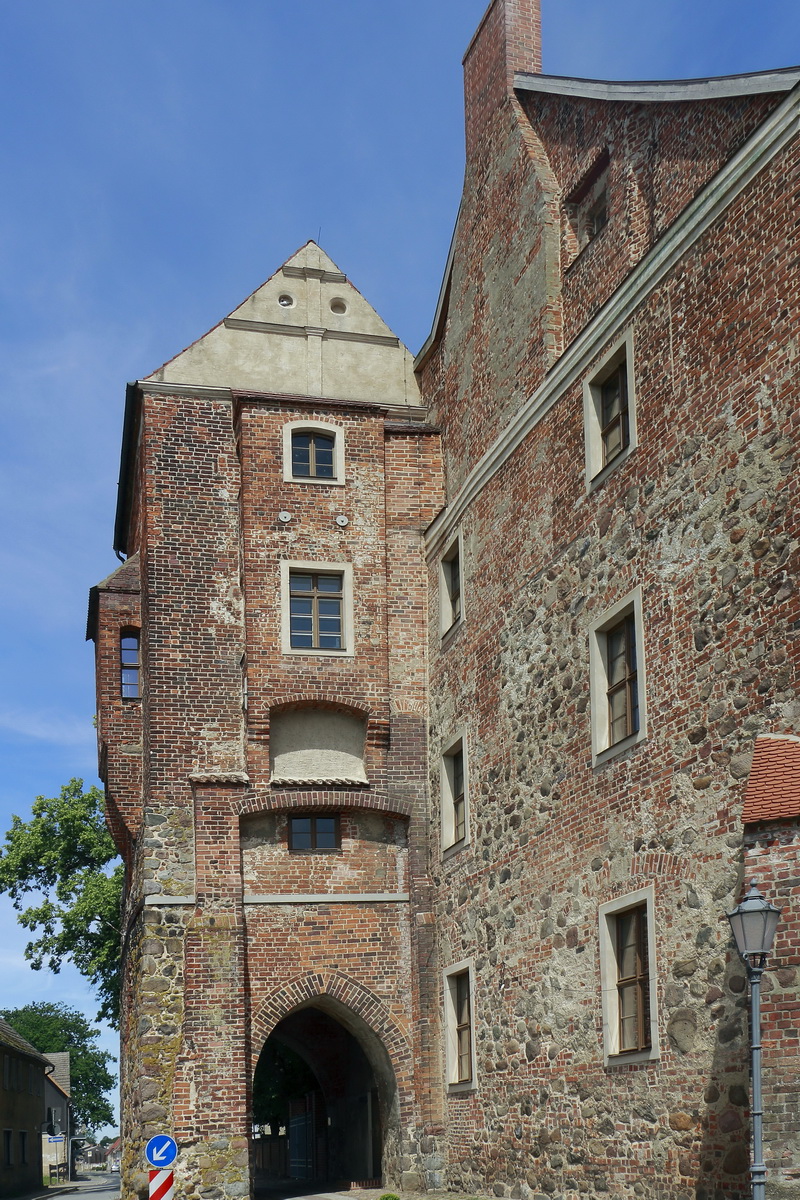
419 4 800 1194
90 2 800 1198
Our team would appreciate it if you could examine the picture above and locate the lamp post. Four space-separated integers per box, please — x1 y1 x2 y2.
726 879 782 1200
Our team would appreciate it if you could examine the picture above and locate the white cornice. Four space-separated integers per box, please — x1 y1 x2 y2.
425 83 800 559
224 316 399 347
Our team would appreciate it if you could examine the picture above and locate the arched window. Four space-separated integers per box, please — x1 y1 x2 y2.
282 422 344 485
120 629 140 699
291 430 335 479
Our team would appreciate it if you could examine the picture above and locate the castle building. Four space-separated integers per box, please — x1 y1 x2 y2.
89 2 800 1198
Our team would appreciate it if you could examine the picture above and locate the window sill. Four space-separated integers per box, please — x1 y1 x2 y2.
447 1079 477 1095
604 1047 659 1069
592 728 646 768
586 442 636 493
442 838 468 862
282 646 354 659
288 476 345 487
440 615 464 648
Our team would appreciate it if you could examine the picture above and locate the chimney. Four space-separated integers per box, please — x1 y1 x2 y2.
463 0 542 158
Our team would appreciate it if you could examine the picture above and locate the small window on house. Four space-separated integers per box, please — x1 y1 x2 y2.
606 614 639 747
441 735 468 851
584 332 637 487
18 1132 27 1166
282 422 344 485
444 963 476 1088
565 149 610 256
589 588 647 765
599 362 629 467
120 629 140 699
292 431 335 479
440 535 463 636
281 562 354 657
289 572 343 650
599 887 658 1064
3 1129 11 1167
288 814 341 852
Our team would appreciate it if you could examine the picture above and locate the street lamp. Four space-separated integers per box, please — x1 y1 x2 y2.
726 879 782 1200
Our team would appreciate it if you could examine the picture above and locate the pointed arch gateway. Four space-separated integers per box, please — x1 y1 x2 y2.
250 973 410 1188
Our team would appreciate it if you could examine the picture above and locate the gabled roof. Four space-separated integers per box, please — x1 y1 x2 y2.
0 1018 51 1065
86 552 140 642
142 241 421 408
742 734 800 824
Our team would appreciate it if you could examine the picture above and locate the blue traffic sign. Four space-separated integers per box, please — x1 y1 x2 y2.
145 1136 178 1168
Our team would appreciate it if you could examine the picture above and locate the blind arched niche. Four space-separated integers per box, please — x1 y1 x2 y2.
269 707 367 786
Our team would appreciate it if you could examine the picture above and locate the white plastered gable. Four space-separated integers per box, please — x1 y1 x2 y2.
143 241 422 407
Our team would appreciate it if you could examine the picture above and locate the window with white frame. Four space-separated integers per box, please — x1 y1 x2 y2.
282 421 345 485
583 332 637 487
441 733 468 851
439 533 463 636
280 561 354 657
589 587 646 764
598 886 659 1064
444 961 476 1089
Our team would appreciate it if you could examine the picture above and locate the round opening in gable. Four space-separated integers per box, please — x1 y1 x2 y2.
278 293 295 308
330 297 347 315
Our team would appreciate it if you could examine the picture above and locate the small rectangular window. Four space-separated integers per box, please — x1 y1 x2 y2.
583 332 637 488
120 629 140 699
440 534 463 636
589 587 647 765
606 613 639 746
444 963 476 1088
288 814 341 852
441 735 468 851
3 1129 12 1167
599 887 658 1064
289 573 343 650
616 905 651 1053
600 362 629 467
18 1131 27 1166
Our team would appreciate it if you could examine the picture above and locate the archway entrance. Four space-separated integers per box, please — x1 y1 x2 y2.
252 1003 392 1190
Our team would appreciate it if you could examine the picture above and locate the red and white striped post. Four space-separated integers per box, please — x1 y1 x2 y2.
149 1169 174 1200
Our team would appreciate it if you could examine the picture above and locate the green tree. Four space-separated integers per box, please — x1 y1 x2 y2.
1 1002 116 1134
0 779 123 1024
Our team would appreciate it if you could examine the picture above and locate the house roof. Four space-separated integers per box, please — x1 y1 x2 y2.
742 734 800 823
513 66 800 104
0 1018 51 1065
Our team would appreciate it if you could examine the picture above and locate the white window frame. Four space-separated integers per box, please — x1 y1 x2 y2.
443 959 477 1091
441 730 469 853
598 885 659 1066
589 585 647 766
280 561 354 658
583 330 637 490
439 530 464 638
282 420 345 486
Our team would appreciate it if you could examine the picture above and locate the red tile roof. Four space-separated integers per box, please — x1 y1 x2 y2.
742 735 800 823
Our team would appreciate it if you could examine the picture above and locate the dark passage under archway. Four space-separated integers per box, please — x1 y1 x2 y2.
253 1004 389 1190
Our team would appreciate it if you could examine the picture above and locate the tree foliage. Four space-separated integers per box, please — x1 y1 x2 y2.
0 779 123 1025
1 1002 116 1134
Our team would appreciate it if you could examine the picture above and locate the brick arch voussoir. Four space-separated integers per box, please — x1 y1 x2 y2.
250 970 411 1078
236 788 411 818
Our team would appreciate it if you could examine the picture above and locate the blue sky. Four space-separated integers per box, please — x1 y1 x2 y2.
1 0 799 1137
